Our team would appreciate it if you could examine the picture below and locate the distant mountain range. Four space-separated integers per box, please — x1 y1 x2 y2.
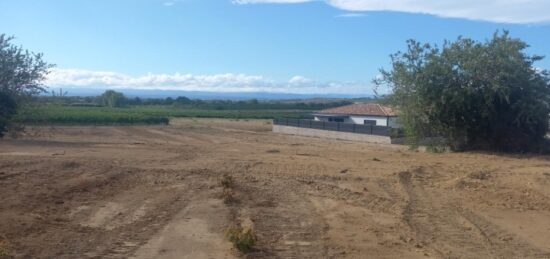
47 88 374 101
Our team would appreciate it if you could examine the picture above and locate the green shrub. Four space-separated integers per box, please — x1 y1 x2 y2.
225 226 257 253
426 144 447 153
0 92 17 137
376 31 550 152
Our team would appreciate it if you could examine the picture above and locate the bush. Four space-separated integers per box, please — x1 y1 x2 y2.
225 226 257 253
0 92 17 137
376 31 550 152
0 34 52 138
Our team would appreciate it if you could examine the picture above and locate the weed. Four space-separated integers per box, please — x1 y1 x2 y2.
0 237 12 259
426 144 447 153
62 161 80 169
469 170 491 180
220 174 234 189
225 226 257 253
222 188 236 204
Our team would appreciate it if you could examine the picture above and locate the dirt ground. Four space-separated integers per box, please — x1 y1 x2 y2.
1 118 550 259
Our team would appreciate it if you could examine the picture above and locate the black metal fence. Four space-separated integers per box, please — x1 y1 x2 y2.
273 118 393 136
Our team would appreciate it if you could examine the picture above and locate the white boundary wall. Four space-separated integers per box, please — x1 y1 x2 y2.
273 125 391 144
314 115 400 128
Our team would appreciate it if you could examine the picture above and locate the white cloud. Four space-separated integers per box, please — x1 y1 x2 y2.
335 13 367 18
288 75 313 85
232 0 550 24
45 68 372 95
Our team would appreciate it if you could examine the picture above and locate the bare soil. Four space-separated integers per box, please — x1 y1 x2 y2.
1 118 550 258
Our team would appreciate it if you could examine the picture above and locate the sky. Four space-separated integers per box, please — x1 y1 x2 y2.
1 0 549 96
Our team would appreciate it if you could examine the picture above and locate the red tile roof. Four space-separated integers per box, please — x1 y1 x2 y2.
316 103 397 117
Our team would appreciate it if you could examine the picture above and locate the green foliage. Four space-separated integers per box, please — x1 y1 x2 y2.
0 34 52 137
426 144 448 153
99 90 126 107
0 236 12 259
31 93 354 127
0 92 17 137
225 226 257 253
0 246 10 259
36 93 355 111
14 105 309 125
0 34 52 96
375 31 550 152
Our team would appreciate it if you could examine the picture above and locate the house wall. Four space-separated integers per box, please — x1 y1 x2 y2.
273 125 391 144
348 115 388 126
313 116 346 122
314 115 388 125
314 115 400 128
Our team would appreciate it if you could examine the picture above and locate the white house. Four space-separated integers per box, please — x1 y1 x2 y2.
313 103 399 128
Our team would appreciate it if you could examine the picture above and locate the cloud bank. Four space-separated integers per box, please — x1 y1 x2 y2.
45 68 372 95
232 0 550 24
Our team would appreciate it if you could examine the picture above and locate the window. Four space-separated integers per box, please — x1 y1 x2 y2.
364 120 377 125
329 117 344 122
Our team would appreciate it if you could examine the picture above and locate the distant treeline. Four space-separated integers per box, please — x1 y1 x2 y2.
15 90 362 125
39 90 357 110
16 106 312 125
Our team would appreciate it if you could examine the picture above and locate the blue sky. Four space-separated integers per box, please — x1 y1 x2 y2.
1 0 549 95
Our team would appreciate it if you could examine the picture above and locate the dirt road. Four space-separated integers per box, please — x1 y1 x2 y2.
1 119 550 258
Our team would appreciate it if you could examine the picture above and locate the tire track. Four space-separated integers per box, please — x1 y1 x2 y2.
398 168 550 259
234 177 328 258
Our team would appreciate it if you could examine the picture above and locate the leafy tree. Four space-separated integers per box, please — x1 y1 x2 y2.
0 34 52 137
175 96 191 104
99 90 126 107
375 31 550 151
0 92 17 137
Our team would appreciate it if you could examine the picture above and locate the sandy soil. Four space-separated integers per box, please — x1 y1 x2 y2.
1 118 550 258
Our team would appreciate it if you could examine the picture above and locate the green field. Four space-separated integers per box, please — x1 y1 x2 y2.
15 105 310 125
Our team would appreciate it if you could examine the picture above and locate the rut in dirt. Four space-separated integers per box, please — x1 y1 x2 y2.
228 175 329 258
398 167 550 259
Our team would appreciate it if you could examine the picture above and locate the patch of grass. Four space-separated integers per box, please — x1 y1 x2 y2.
469 170 491 180
220 174 234 189
0 237 12 259
225 226 257 253
222 188 236 204
426 144 448 153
